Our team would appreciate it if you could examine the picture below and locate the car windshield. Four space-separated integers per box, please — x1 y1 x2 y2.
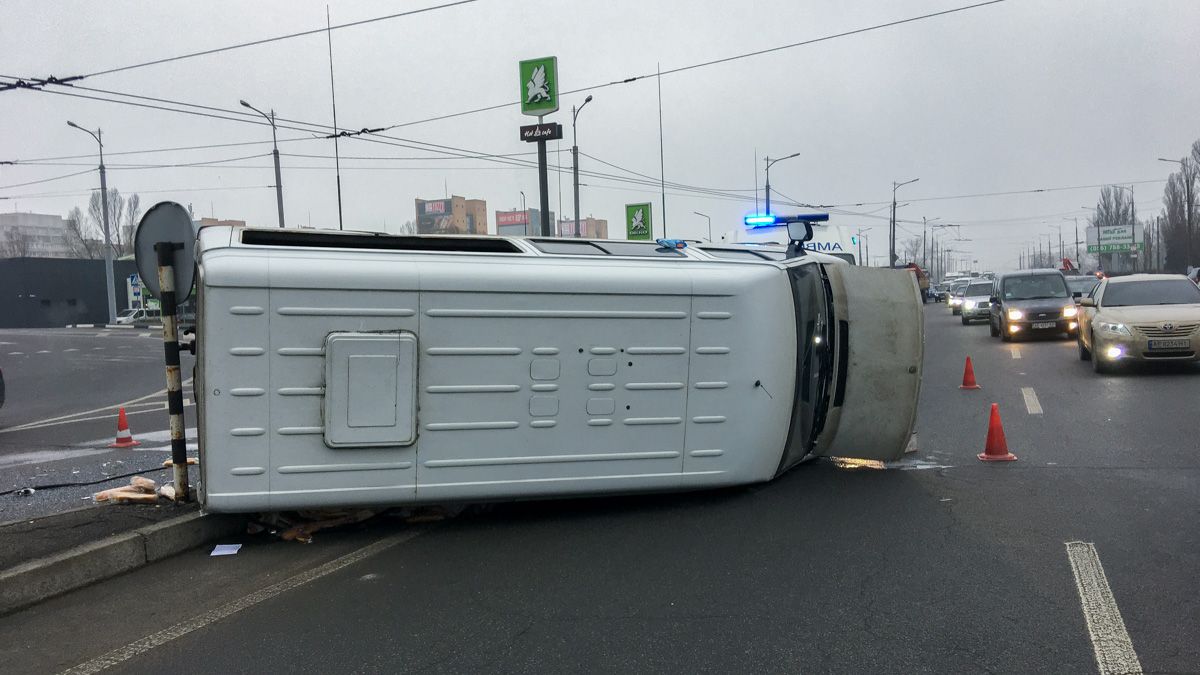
1067 277 1099 295
966 283 992 296
1102 279 1200 307
116 309 138 318
1002 274 1069 300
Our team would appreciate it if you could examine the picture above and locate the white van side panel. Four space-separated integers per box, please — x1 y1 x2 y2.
197 241 798 512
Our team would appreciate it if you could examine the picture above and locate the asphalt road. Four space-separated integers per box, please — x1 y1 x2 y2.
0 328 196 521
3 307 1198 674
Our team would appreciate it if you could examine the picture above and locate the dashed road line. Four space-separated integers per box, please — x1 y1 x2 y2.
1010 346 1021 359
1021 387 1043 415
7 352 23 356
58 529 427 675
1066 542 1143 675
36 350 51 354
63 348 79 352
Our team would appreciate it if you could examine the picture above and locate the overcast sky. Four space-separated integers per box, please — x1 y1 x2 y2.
2 0 1198 271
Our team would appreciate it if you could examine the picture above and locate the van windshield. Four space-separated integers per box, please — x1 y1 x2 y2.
1002 274 1069 300
779 263 833 470
966 283 993 296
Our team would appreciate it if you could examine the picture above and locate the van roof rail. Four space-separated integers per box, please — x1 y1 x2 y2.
240 229 524 254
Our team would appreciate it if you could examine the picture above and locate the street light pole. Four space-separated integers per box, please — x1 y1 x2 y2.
67 121 116 324
572 95 593 236
764 152 801 215
891 178 919 268
693 211 712 242
241 100 285 228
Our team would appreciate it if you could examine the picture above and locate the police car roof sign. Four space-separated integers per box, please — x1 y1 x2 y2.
135 201 196 303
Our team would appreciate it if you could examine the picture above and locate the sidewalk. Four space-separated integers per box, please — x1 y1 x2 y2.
0 501 243 615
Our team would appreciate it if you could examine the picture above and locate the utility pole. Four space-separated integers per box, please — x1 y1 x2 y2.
891 178 919 268
67 121 116 324
240 100 285 228
764 152 801 216
571 95 593 236
326 6 344 230
693 211 712 242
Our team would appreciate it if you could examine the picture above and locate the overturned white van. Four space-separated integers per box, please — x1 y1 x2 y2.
192 227 922 512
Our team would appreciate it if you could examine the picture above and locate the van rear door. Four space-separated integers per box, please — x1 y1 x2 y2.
813 264 923 461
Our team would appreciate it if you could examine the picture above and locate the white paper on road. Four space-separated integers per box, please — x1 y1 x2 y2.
210 544 242 556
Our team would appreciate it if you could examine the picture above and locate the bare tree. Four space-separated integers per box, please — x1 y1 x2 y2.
396 220 417 235
88 188 127 258
64 206 101 259
2 228 33 257
121 193 141 256
901 236 922 264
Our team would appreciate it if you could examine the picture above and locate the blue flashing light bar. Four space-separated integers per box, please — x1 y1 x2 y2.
744 214 778 226
744 212 830 228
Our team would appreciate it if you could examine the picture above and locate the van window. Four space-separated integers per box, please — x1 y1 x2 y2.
779 263 833 469
1002 274 1069 300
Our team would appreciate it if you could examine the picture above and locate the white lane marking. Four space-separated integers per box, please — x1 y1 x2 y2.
92 347 104 350
58 529 427 675
0 378 194 435
1066 542 1143 675
1021 387 1043 415
0 341 14 345
139 332 151 338
1010 346 1021 359
7 352 23 355
3 401 195 433
63 348 79 352
36 350 51 354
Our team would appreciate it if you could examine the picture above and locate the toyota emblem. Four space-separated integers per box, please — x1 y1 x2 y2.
1162 322 1175 331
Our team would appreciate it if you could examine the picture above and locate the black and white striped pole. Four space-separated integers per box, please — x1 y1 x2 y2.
155 241 190 501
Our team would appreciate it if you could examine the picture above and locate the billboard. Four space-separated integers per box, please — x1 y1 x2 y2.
625 203 652 240
497 210 529 227
1086 223 1144 253
416 198 455 234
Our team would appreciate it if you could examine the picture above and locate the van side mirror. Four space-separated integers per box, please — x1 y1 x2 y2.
1079 298 1095 307
989 296 999 304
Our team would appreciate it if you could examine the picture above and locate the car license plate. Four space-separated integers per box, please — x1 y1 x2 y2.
1031 321 1056 329
1148 338 1190 350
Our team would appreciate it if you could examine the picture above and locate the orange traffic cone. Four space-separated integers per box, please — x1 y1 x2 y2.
959 356 981 390
108 407 141 448
978 403 1016 462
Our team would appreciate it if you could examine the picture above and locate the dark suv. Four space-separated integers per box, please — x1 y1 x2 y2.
989 269 1079 341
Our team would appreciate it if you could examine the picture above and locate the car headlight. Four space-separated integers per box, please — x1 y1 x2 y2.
964 300 976 310
1007 309 1024 321
950 298 961 305
1098 321 1131 336
1062 305 1078 318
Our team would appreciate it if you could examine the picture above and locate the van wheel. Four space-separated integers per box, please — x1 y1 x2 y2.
1001 321 1012 342
990 319 999 337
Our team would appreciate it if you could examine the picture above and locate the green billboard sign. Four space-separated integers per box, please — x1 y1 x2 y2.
519 56 559 117
1088 242 1144 253
625 203 652 240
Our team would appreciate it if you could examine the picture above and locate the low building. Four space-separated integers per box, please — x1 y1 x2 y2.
557 217 609 239
0 257 140 328
495 208 555 237
0 212 75 258
415 196 487 234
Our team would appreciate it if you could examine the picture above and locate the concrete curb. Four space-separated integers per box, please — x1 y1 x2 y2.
0 512 243 616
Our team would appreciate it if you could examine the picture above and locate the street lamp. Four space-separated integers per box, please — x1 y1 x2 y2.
764 152 801 215
693 211 712 242
571 95 594 235
66 121 116 324
922 216 940 269
891 178 919 268
1159 157 1193 268
239 99 286 228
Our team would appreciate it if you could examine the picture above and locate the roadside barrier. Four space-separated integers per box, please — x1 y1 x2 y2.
977 403 1017 462
108 407 141 448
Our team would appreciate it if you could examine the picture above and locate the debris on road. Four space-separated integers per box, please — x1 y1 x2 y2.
210 543 241 556
93 477 161 504
15 487 36 496
248 509 380 544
